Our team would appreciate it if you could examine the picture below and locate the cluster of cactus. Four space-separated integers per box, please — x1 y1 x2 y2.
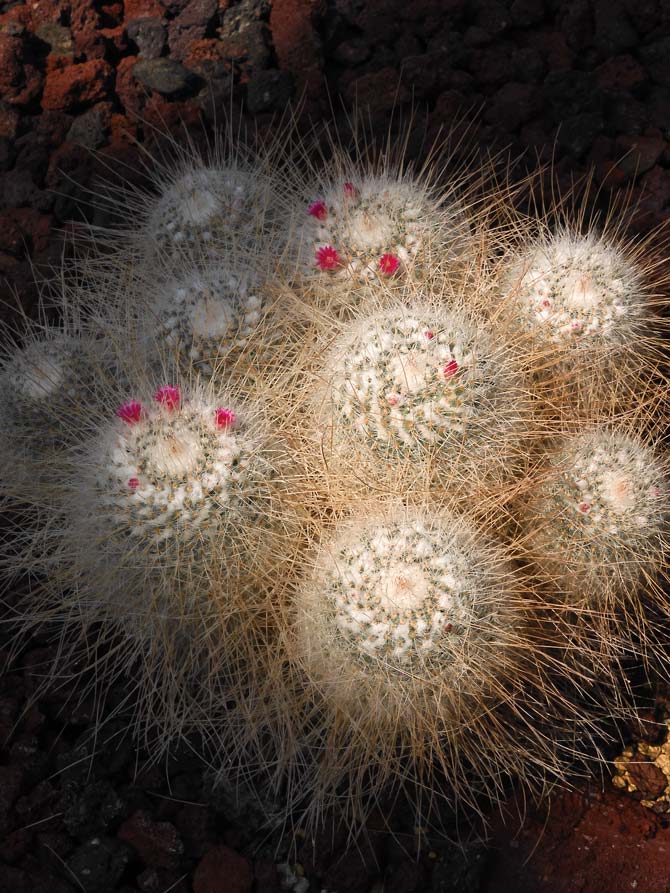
2 116 670 845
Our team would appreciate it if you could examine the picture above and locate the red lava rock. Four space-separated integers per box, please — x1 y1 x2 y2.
0 209 53 254
342 66 410 116
270 0 324 101
117 809 184 869
485 82 538 131
0 35 43 106
115 55 146 116
142 95 203 132
183 38 227 78
70 0 105 58
635 165 670 228
484 787 670 893
28 0 68 28
595 54 647 91
528 29 575 70
0 102 19 139
126 0 167 19
169 0 218 58
193 845 254 893
109 113 140 146
615 134 665 176
42 59 113 112
0 213 24 254
0 4 31 35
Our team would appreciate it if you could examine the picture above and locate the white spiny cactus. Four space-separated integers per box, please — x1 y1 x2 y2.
279 501 599 834
312 296 531 498
522 427 670 593
5 116 670 848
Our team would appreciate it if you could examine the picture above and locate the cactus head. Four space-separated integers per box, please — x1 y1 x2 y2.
284 501 593 835
145 165 273 258
139 264 273 379
522 428 670 593
296 169 470 311
505 231 646 343
0 330 109 494
83 382 296 577
314 298 530 499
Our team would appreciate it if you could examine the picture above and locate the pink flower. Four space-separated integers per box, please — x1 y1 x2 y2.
378 253 400 275
308 200 328 221
315 245 341 271
423 330 435 340
442 359 459 378
153 385 180 410
216 407 237 429
116 401 143 424
343 182 356 197
578 502 591 514
128 477 140 490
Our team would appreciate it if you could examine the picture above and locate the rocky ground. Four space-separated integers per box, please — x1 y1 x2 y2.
2 0 670 890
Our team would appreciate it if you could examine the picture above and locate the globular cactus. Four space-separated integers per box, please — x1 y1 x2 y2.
518 426 670 666
279 501 599 835
14 375 308 747
6 113 670 851
292 152 472 311
120 257 293 390
497 228 668 412
521 427 669 590
0 328 111 498
310 292 532 502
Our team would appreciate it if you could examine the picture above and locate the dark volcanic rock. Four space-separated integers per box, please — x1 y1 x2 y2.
133 57 200 95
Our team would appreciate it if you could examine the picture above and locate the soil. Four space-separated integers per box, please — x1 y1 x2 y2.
2 1 670 891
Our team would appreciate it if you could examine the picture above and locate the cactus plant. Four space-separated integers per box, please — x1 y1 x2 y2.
4 114 670 851
309 292 532 502
278 500 602 835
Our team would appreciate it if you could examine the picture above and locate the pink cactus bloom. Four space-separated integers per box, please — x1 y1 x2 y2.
343 182 356 197
315 245 341 271
153 385 181 409
308 200 328 221
442 359 459 378
128 477 140 490
116 401 143 424
423 330 435 340
215 407 237 429
378 253 400 275
578 502 591 514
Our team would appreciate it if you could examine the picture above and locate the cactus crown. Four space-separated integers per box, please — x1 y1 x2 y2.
505 230 646 349
144 266 265 376
321 304 525 463
540 429 669 552
308 512 512 675
302 173 465 281
94 385 268 548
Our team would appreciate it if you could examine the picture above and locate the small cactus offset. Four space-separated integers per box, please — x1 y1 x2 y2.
495 222 670 416
518 427 670 664
3 112 670 846
0 326 116 499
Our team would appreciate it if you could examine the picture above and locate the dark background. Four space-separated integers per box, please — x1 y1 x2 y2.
2 1 670 891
